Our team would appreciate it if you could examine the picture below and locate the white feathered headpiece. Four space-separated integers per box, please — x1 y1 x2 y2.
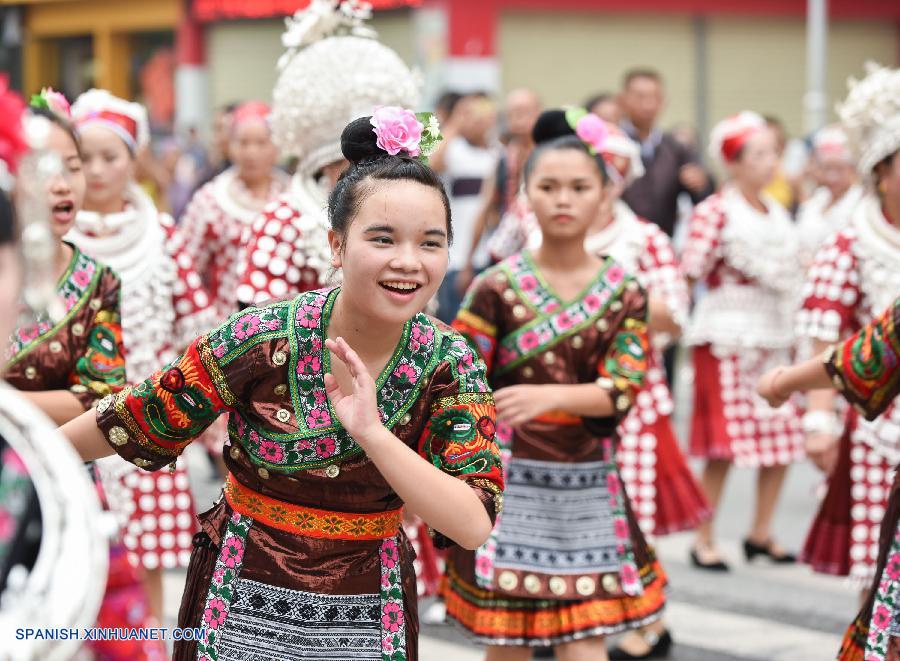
270 0 420 175
838 62 900 177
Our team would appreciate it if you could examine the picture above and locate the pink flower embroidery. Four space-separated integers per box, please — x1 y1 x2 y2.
872 605 892 629
382 634 395 653
71 269 92 287
606 472 620 496
17 326 38 343
306 408 332 429
296 354 321 376
614 519 629 540
219 536 244 568
575 113 610 153
518 331 540 352
456 351 475 374
475 553 494 577
381 602 404 632
310 336 323 351
380 539 398 569
296 304 321 329
212 568 225 585
620 563 637 587
518 274 538 292
212 342 227 359
230 511 242 524
232 314 261 340
258 440 284 463
583 294 601 312
315 436 336 458
411 324 434 346
264 317 283 331
393 363 417 384
203 597 228 630
371 106 424 157
556 311 575 331
607 265 625 285
313 390 327 406
0 510 14 542
886 556 900 581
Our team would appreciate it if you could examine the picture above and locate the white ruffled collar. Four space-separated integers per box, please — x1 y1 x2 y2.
212 166 289 222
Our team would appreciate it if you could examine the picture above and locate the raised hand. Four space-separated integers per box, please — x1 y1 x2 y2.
324 337 383 446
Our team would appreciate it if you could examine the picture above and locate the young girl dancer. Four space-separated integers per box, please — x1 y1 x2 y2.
682 111 804 570
61 108 503 661
66 88 210 620
10 91 166 660
444 109 664 661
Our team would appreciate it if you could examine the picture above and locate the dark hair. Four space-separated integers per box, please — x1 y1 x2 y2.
29 106 81 156
583 92 614 112
327 116 453 245
435 91 463 119
622 68 662 89
523 109 609 183
0 188 16 246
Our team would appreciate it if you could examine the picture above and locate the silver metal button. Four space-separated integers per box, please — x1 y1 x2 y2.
72 322 85 336
272 350 287 366
49 340 62 353
325 464 340 478
108 426 128 446
275 408 291 423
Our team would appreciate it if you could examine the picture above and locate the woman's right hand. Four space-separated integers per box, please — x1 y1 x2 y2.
805 432 839 474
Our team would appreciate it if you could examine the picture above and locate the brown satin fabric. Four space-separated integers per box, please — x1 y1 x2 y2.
6 266 121 410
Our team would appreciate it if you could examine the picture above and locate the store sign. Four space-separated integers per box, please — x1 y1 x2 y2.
194 0 419 21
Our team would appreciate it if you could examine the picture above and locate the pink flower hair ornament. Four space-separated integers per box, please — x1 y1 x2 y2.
0 76 27 190
565 107 609 155
370 106 443 162
29 87 71 120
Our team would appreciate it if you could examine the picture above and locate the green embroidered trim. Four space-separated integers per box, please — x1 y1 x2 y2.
6 245 102 368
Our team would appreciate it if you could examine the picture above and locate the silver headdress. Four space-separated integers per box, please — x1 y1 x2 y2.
271 0 420 180
838 62 900 178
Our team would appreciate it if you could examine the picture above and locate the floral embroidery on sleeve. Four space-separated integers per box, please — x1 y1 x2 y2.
825 296 900 421
597 286 650 421
69 269 126 408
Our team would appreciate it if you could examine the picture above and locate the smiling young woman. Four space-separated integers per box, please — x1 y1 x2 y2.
60 107 503 661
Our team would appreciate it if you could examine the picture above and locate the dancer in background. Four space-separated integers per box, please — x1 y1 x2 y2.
682 111 804 571
10 89 166 661
796 125 863 267
67 88 210 621
794 62 900 594
445 109 664 661
759 295 900 661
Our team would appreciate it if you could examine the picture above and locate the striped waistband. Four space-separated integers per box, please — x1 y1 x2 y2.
224 474 402 540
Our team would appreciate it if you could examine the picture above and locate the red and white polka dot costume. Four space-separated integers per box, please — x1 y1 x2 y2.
235 179 333 306
68 182 210 571
170 167 289 319
797 196 900 584
586 204 710 536
682 186 805 468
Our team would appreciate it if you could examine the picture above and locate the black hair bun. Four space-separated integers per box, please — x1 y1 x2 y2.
341 116 383 165
531 109 576 146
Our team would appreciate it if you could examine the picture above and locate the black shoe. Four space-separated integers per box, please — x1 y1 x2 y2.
689 548 730 571
533 648 554 658
609 630 674 659
743 538 796 563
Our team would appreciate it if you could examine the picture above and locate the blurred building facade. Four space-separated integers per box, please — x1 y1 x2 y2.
0 0 898 139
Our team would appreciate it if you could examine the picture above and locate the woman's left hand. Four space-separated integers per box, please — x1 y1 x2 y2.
324 337 383 446
757 367 789 408
493 384 559 426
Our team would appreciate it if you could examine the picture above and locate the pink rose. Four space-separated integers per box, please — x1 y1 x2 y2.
620 563 638 587
576 113 610 153
371 106 423 157
220 536 244 568
607 265 625 285
203 597 228 630
614 519 629 539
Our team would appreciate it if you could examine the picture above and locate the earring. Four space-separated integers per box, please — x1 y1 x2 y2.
879 180 888 195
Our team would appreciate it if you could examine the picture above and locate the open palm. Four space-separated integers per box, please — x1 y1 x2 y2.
324 337 382 444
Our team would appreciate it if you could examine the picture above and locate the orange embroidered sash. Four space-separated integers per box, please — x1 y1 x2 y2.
224 474 402 540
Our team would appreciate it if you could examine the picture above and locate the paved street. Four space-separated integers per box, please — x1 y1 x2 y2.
165 436 857 660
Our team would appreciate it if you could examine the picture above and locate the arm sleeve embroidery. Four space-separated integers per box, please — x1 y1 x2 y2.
452 273 502 374
69 269 127 409
95 333 234 471
825 296 900 421
597 284 650 422
417 344 505 547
